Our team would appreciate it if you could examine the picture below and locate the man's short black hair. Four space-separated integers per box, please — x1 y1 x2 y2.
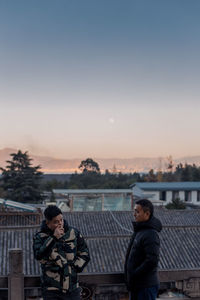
44 205 62 221
136 199 154 218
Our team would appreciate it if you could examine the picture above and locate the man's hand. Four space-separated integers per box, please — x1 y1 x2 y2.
53 226 64 239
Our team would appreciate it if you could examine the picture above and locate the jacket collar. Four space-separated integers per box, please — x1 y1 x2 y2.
132 216 162 233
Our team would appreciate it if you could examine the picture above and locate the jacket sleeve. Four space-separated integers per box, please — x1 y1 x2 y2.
130 230 160 278
73 231 90 273
33 233 56 261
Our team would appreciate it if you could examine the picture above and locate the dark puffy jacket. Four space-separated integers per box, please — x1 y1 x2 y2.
124 216 162 290
33 220 90 294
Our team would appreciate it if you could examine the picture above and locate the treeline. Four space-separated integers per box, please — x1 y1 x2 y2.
2 152 200 203
67 171 140 189
141 163 200 183
41 174 71 190
42 163 200 190
41 171 141 190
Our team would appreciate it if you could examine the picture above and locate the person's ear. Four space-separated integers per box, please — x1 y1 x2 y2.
145 210 150 219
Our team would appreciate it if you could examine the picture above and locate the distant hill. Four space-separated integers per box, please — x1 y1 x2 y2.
1 148 200 174
0 148 80 173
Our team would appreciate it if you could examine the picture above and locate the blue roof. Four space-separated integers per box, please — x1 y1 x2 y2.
132 182 200 191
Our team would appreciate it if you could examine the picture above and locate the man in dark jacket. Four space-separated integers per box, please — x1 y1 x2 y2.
124 199 162 300
33 205 90 300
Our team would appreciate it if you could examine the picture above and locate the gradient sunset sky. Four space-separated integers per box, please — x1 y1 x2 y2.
1 0 200 159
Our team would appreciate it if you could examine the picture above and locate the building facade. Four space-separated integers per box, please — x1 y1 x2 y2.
132 182 200 205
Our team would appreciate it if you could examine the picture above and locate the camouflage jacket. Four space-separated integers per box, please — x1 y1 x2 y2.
33 220 90 294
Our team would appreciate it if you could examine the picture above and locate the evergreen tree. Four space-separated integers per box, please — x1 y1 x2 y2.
0 150 43 203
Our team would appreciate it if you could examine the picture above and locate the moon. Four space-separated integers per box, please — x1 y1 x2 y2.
109 117 115 124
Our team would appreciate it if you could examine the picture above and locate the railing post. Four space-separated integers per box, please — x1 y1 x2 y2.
70 196 74 211
102 194 104 211
131 193 134 211
8 248 24 300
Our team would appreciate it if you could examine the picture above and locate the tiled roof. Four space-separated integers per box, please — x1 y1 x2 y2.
159 227 200 270
133 181 200 191
63 209 200 236
1 207 200 228
64 211 133 236
0 227 40 276
0 227 199 275
154 208 200 227
88 226 200 272
0 212 42 226
0 209 200 276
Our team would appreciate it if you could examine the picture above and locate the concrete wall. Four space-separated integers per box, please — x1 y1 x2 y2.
166 191 172 203
191 191 197 204
179 191 185 201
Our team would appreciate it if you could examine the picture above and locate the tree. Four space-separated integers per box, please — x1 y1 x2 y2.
166 155 174 173
0 150 43 203
147 169 157 182
79 158 100 174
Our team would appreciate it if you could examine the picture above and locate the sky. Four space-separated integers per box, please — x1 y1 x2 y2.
1 0 200 159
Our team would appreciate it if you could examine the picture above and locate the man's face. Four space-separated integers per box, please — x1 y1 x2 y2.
133 204 150 222
46 214 64 232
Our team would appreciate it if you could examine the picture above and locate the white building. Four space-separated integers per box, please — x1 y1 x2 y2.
131 182 200 206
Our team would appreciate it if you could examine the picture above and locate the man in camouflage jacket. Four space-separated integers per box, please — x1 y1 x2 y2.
33 205 90 300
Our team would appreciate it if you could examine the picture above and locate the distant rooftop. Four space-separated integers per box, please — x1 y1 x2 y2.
53 189 132 194
0 198 37 212
132 181 200 191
